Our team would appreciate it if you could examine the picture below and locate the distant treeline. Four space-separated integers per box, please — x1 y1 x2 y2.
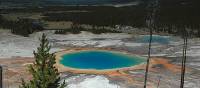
41 5 200 37
54 23 121 34
0 15 43 37
1 0 200 37
42 6 145 27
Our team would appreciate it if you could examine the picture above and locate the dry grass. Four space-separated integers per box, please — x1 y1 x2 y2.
1 13 43 21
44 21 73 29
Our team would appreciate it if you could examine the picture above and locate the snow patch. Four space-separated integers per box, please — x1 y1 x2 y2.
67 76 120 88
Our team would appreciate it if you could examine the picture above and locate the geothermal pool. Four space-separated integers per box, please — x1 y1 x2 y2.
137 35 171 44
60 50 145 70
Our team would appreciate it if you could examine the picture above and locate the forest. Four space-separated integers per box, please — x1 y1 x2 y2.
0 0 200 37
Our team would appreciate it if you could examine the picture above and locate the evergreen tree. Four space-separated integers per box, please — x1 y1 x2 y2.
20 34 66 88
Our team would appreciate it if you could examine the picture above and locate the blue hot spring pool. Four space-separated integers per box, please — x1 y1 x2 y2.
60 50 145 70
137 35 171 44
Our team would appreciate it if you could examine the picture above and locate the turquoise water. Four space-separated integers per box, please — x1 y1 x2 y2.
137 35 171 44
60 50 145 70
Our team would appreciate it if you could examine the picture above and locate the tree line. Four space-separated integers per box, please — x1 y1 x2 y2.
41 4 200 37
1 1 200 37
54 23 121 34
0 15 43 37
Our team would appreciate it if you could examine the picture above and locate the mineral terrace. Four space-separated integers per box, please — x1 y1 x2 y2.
0 30 200 88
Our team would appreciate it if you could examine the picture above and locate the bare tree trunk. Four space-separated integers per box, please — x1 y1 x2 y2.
0 66 2 88
180 29 188 88
144 0 159 88
144 28 153 88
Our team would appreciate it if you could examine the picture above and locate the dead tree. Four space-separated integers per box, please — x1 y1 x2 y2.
0 66 2 88
180 28 188 88
144 0 160 88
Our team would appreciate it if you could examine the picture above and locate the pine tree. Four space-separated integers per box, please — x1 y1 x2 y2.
20 34 66 88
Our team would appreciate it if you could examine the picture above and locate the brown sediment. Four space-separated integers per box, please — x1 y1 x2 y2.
150 58 181 72
55 48 184 77
0 57 34 87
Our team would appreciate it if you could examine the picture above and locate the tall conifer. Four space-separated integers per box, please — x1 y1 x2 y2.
20 34 66 88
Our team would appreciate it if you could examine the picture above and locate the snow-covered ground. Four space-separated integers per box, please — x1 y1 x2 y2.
0 30 39 58
66 76 120 88
0 30 143 58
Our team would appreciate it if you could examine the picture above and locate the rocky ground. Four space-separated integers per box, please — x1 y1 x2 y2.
0 30 200 88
